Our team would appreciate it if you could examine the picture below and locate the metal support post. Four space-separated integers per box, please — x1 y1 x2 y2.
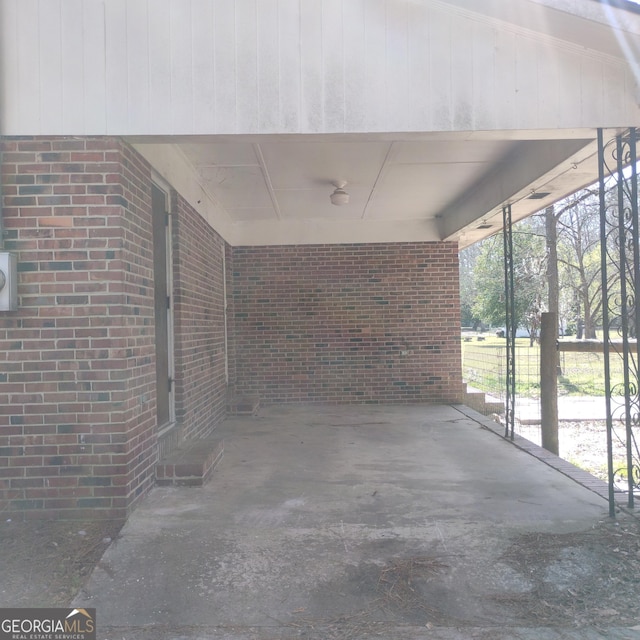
598 127 640 515
540 312 559 455
502 204 516 441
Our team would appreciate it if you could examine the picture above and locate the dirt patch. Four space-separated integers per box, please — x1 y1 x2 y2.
495 517 640 627
0 517 123 607
375 555 448 617
286 518 640 638
289 556 450 639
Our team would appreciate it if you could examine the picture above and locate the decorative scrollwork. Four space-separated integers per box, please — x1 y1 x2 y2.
613 463 640 492
606 133 632 169
598 127 640 509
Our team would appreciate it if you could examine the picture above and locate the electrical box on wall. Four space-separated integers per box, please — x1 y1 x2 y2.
0 252 18 311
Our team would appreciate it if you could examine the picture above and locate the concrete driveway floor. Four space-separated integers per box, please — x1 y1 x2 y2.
75 404 640 639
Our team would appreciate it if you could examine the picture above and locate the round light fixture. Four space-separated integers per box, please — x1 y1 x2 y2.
330 181 349 206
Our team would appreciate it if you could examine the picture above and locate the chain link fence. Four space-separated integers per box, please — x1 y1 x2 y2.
463 340 610 403
462 336 618 481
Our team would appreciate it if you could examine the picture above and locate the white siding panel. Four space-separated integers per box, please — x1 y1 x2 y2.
126 0 151 133
428 7 452 130
213 0 237 132
192 0 216 131
581 58 604 125
4 0 640 136
257 0 279 132
236 0 259 132
407 2 430 131
170 0 194 133
493 29 516 130
623 70 634 125
514 36 539 129
300 1 323 132
535 41 561 130
278 0 301 131
322 0 345 131
82 0 107 133
343 0 366 131
471 22 496 131
602 62 627 126
624 70 640 124
0 0 20 133
61 0 85 131
364 0 386 131
39 0 63 132
17 0 41 133
385 0 409 131
148 0 172 133
451 14 473 131
104 0 129 132
556 49 582 129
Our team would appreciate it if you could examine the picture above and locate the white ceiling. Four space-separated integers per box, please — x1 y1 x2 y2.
179 138 514 224
164 132 601 248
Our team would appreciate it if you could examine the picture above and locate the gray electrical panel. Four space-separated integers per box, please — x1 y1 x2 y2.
0 252 17 311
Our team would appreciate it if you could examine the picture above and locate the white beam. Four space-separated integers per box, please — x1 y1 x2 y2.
437 139 594 240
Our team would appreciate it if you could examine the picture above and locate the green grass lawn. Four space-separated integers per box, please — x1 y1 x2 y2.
462 335 625 397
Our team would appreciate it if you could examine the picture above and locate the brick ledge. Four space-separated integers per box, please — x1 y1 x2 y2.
452 404 613 503
156 437 223 487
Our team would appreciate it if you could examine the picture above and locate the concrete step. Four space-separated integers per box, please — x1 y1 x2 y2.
464 386 504 416
484 400 505 415
464 390 487 411
227 394 260 416
156 437 223 487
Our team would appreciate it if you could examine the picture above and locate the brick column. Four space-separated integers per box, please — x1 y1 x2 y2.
0 137 156 519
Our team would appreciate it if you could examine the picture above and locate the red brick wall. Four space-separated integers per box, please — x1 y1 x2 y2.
228 243 462 404
0 137 228 518
172 193 228 440
0 136 461 517
115 143 158 509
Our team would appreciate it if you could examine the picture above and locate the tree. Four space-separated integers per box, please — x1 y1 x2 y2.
556 192 602 339
467 177 634 345
459 242 482 328
472 220 547 343
545 204 559 316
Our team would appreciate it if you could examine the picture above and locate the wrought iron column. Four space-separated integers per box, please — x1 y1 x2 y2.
503 204 516 441
598 127 640 514
598 129 616 517
629 130 640 508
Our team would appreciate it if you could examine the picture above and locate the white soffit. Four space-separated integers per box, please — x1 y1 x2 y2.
179 136 517 243
259 142 392 189
199 166 273 210
132 131 603 247
365 163 490 221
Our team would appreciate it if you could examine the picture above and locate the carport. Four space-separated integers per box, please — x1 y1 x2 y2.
3 2 640 634
1 0 640 521
75 404 640 639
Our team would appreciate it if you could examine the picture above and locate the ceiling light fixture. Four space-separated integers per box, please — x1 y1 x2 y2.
330 181 350 206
